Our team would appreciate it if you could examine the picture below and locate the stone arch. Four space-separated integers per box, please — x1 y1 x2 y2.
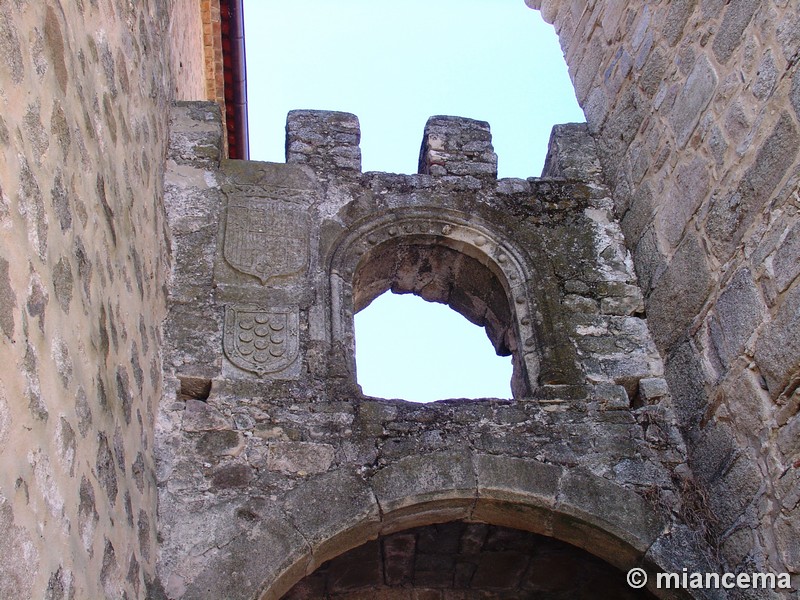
328 208 543 397
178 452 701 600
281 521 657 599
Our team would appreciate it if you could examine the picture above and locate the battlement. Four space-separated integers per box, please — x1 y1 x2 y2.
285 110 501 180
282 110 605 186
418 115 498 178
286 109 362 175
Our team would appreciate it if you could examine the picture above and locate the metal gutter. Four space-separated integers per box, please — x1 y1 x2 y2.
222 0 249 159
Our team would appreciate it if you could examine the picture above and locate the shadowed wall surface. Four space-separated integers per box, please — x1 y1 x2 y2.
283 521 656 599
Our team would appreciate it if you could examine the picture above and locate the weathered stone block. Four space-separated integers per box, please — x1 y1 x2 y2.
663 0 697 46
689 420 736 484
181 504 311 600
706 112 800 259
669 54 717 148
584 87 610 138
0 499 37 600
600 87 646 159
621 182 656 245
771 220 800 294
792 68 800 122
283 469 380 567
600 294 643 316
370 450 475 529
647 232 715 353
572 36 605 104
777 411 800 461
593 382 630 409
554 469 664 569
657 156 711 249
633 227 666 292
775 508 800 573
210 463 252 488
753 50 777 101
706 454 761 532
267 442 335 475
286 110 361 175
182 399 229 432
475 454 561 504
473 454 562 535
754 281 800 398
644 525 718 599
0 257 15 339
418 116 496 179
169 102 224 167
196 430 243 458
639 46 668 100
541 123 601 181
709 268 765 367
638 377 669 402
711 0 760 64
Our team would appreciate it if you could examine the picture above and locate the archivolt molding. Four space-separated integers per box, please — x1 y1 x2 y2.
327 207 542 392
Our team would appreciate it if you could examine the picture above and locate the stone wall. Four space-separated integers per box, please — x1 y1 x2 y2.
3 1 798 597
528 0 800 581
154 104 718 599
170 0 207 101
0 0 190 596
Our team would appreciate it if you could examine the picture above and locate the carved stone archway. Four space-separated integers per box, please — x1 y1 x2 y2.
329 208 541 397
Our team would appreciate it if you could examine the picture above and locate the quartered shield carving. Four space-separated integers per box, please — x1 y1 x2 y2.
223 305 299 375
223 198 310 284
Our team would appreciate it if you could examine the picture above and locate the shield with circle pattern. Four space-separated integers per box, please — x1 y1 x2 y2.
223 305 299 375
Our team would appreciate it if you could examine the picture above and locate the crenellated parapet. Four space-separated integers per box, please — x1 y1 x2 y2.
285 109 362 177
418 115 498 180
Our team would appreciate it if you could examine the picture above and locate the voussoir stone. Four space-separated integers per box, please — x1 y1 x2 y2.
370 450 476 523
283 469 380 568
554 468 665 566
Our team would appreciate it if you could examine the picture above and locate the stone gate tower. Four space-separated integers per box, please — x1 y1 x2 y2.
156 104 710 598
0 1 798 599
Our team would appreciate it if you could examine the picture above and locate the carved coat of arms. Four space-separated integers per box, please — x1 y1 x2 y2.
223 198 310 284
223 306 299 375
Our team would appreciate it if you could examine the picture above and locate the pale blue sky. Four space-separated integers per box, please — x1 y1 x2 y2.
243 0 584 401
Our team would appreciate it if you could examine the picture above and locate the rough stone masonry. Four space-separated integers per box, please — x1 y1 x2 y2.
155 102 716 599
528 0 800 588
1 1 799 598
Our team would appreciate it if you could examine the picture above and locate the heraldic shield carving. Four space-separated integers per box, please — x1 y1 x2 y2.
223 305 299 375
223 198 310 284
